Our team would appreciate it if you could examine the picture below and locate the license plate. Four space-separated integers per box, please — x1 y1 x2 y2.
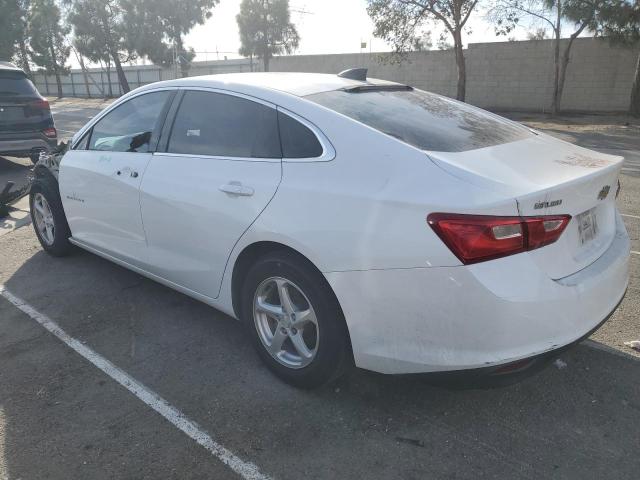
577 208 598 245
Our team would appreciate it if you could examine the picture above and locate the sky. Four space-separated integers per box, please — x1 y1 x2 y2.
145 0 535 65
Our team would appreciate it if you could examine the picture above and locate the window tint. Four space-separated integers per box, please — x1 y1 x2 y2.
306 89 532 153
0 71 38 96
278 112 323 158
89 91 171 153
168 91 281 158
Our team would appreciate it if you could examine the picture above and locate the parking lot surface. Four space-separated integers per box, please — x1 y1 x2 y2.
0 102 639 479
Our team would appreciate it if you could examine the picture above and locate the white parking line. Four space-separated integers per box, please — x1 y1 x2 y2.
0 286 271 480
632 251 640 256
621 213 640 220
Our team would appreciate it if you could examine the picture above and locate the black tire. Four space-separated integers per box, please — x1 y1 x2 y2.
29 177 73 256
241 250 351 388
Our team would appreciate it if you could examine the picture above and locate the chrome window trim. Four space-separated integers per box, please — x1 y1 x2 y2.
277 107 336 163
152 152 280 163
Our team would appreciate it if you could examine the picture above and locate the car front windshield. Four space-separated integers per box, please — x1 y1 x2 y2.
306 88 532 152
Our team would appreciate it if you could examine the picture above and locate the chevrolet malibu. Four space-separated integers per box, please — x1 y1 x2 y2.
30 71 630 388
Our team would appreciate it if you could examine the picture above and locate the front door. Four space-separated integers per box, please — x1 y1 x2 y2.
139 89 283 298
59 90 173 265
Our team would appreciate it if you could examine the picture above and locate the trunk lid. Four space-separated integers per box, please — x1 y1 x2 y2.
426 133 623 279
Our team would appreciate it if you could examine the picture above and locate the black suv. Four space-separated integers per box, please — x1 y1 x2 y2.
0 61 57 163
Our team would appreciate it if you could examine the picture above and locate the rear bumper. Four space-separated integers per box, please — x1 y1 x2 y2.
0 132 57 157
325 212 630 374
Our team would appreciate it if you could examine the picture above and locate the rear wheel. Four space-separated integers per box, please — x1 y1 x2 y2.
241 251 351 388
30 179 73 256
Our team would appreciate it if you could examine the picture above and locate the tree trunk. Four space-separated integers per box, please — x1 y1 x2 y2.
630 51 640 117
18 38 32 78
176 36 190 78
453 29 466 102
111 51 130 94
48 40 63 98
75 50 92 98
263 53 270 72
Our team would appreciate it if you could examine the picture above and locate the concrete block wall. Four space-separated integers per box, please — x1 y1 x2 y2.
33 38 639 113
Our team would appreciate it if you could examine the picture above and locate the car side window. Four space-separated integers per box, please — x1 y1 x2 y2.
278 112 323 158
89 91 171 153
72 131 90 150
167 91 281 158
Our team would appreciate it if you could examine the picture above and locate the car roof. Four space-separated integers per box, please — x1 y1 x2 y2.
0 61 24 73
145 72 405 97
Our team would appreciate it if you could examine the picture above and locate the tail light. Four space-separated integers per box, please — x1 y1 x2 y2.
42 127 57 138
26 99 50 116
427 213 571 264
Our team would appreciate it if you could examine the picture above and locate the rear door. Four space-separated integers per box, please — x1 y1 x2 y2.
59 90 174 265
139 89 282 298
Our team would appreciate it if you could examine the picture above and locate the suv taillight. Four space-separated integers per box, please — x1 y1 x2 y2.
42 127 57 138
26 99 50 116
427 213 571 264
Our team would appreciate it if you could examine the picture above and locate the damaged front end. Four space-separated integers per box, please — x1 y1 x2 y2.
32 141 69 182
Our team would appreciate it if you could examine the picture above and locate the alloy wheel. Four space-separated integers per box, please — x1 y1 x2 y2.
253 276 319 369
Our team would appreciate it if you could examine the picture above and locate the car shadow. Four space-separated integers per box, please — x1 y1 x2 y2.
1 240 639 479
0 156 31 206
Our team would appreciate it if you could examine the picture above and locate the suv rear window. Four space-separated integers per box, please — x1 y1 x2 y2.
306 88 531 152
0 71 38 96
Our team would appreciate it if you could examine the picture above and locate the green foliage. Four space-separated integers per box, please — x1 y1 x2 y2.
68 0 133 65
29 0 70 76
125 0 219 75
0 1 21 60
366 1 481 101
236 0 300 71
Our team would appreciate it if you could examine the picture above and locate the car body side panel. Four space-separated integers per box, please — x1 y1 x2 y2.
243 109 519 273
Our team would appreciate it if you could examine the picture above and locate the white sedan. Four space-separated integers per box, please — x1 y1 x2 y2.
30 71 629 388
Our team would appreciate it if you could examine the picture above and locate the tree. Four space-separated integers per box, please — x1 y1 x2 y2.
590 0 639 115
126 0 219 77
490 0 610 115
0 1 33 77
29 0 70 98
0 0 22 60
237 0 300 72
68 0 135 93
367 1 481 102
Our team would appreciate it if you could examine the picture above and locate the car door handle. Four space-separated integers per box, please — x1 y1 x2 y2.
219 182 254 196
116 168 139 178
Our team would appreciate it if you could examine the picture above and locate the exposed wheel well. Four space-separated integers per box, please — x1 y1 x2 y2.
231 243 351 355
231 242 316 319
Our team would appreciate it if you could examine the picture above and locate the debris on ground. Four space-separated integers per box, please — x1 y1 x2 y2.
554 358 568 369
623 340 640 352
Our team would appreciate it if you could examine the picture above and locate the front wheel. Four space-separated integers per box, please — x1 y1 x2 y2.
30 180 73 256
241 251 351 388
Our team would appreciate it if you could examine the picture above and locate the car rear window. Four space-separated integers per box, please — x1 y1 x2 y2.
0 71 38 96
306 88 532 152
